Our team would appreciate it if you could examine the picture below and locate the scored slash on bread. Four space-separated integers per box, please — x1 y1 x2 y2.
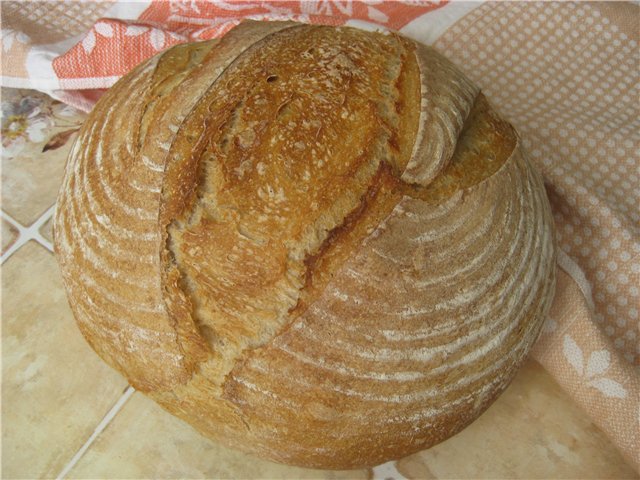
54 20 556 469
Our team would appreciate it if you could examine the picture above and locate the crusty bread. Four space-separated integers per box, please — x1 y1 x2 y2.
54 20 556 469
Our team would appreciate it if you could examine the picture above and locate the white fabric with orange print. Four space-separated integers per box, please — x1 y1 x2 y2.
1 0 457 106
1 0 638 472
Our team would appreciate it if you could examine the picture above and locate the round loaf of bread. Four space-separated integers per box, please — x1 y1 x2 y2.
54 21 556 469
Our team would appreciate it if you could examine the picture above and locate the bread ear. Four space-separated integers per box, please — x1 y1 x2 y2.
402 42 479 186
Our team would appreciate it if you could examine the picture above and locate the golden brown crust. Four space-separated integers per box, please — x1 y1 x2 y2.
55 20 557 469
54 20 298 391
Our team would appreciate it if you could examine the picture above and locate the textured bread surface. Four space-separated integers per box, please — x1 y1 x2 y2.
54 21 556 469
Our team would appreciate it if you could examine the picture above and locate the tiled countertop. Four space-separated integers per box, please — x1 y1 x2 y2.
1 87 636 479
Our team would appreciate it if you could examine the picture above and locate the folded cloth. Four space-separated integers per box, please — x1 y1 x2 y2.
0 0 454 109
2 0 637 471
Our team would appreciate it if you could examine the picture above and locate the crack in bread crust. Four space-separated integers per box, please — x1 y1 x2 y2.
291 92 516 318
159 25 421 387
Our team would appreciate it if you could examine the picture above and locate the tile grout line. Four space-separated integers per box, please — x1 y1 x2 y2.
372 461 409 480
3 200 129 476
56 385 136 479
1 211 30 262
5 200 133 477
1 204 56 262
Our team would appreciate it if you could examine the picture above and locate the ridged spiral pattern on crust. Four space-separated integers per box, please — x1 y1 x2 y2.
54 21 556 469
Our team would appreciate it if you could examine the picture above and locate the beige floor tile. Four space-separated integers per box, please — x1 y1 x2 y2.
1 242 129 479
68 391 372 479
395 358 637 479
1 216 19 254
1 88 85 225
39 214 53 243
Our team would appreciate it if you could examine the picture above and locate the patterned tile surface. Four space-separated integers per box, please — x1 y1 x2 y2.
1 216 19 254
1 88 83 225
1 86 636 478
67 392 372 479
1 241 129 478
39 214 53 243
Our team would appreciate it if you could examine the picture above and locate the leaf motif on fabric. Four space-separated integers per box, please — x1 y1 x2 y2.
82 29 96 55
562 336 628 399
562 334 584 375
587 378 627 398
95 22 114 38
125 25 150 37
585 350 610 378
149 29 165 51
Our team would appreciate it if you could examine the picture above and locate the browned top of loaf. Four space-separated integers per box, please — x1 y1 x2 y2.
158 25 426 379
156 22 516 384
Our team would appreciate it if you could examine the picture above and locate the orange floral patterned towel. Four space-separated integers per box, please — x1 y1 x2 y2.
2 0 638 472
1 0 448 108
